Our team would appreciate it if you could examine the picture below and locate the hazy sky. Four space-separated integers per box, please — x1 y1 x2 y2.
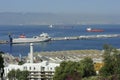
0 0 120 15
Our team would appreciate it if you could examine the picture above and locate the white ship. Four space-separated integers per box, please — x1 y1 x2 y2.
49 24 53 28
12 33 51 44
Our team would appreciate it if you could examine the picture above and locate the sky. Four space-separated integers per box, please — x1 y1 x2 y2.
0 0 120 15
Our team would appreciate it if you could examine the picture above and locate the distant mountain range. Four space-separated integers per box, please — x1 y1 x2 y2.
0 12 120 25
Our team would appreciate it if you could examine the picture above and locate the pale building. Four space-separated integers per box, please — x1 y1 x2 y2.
4 43 60 80
4 61 59 80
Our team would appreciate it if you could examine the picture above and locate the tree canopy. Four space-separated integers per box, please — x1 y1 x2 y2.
53 61 80 80
0 51 4 80
8 69 29 80
8 69 16 80
79 57 96 78
100 44 120 79
53 57 96 80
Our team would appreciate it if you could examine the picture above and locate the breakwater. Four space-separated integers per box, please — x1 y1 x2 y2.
51 34 120 41
0 40 8 44
0 34 120 44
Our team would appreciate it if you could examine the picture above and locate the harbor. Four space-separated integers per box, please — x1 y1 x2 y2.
0 34 120 44
0 25 120 56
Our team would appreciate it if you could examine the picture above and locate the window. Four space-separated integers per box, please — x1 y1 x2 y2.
29 67 31 70
41 67 45 72
23 67 27 70
34 67 36 70
50 68 52 70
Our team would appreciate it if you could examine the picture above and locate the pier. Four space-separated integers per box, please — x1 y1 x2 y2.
0 34 120 44
51 34 120 41
0 40 8 44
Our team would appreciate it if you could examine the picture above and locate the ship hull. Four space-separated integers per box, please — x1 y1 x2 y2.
87 29 104 32
86 27 104 32
12 38 51 44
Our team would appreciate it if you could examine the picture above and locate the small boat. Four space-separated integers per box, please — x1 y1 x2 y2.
86 27 104 32
12 33 51 44
49 24 53 28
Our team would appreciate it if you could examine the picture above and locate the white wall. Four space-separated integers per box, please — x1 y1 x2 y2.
4 61 59 77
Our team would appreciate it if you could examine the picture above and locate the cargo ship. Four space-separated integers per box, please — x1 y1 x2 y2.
12 33 51 44
86 27 104 32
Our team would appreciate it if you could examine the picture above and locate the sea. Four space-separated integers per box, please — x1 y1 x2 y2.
0 24 120 56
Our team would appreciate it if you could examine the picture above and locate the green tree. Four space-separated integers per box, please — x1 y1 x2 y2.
16 70 29 80
99 44 114 76
66 71 82 80
0 51 4 80
20 70 29 80
53 58 96 80
79 57 96 78
100 44 120 79
8 69 29 80
8 69 16 80
53 61 81 80
18 61 24 65
15 69 21 80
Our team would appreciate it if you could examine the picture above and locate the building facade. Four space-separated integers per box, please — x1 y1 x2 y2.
4 61 59 80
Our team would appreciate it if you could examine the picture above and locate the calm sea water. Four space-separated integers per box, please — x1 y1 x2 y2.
0 25 120 56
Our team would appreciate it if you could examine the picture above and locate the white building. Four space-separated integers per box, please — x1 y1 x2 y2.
4 61 59 80
4 43 60 80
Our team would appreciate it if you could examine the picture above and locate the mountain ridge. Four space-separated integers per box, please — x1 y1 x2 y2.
0 12 120 25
